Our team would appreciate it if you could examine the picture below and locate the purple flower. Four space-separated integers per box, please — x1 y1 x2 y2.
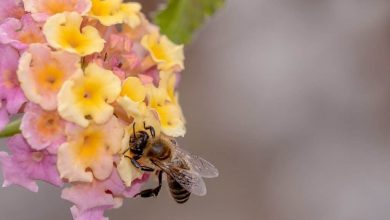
0 14 45 50
0 0 24 20
21 103 66 153
0 44 26 122
62 169 149 220
0 135 63 192
71 206 109 220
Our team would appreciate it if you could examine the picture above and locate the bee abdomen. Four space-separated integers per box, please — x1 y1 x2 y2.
168 176 191 204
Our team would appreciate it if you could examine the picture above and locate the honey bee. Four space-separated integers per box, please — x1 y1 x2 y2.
123 122 219 203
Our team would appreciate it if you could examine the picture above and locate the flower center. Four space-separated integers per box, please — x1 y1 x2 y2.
36 64 65 92
36 112 63 138
31 151 44 162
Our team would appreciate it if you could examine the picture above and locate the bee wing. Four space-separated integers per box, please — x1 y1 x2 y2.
151 159 207 196
175 147 219 178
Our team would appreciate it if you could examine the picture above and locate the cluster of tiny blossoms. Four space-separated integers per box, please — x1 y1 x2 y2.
0 0 186 219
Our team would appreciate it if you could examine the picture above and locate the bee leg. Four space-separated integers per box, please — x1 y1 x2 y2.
143 121 155 138
135 171 163 198
125 156 155 172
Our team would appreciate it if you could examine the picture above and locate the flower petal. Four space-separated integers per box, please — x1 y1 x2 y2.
89 0 141 27
70 206 109 220
0 14 45 50
57 116 124 182
0 135 63 192
141 33 184 72
18 43 82 110
0 0 24 20
0 152 38 192
57 63 121 127
0 44 26 114
21 103 65 152
43 12 105 56
23 0 92 22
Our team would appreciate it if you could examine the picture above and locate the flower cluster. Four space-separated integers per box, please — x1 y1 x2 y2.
0 0 186 219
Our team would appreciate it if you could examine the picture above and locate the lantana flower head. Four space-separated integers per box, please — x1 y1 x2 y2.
0 1 190 219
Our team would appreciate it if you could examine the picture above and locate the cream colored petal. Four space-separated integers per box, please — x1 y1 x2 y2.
121 77 146 102
57 79 89 127
121 2 141 28
43 12 105 56
116 97 145 118
17 52 42 105
90 104 114 125
89 152 113 180
117 157 143 187
84 63 121 103
57 116 124 182
57 143 94 182
157 103 186 137
77 26 105 56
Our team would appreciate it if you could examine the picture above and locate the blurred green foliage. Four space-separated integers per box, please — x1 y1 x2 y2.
154 0 225 44
0 118 21 138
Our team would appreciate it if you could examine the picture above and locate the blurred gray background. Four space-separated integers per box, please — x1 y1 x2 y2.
3 0 390 219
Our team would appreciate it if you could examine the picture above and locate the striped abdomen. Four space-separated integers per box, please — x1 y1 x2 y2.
168 175 191 203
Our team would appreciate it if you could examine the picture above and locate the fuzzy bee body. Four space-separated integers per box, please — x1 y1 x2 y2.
124 122 219 203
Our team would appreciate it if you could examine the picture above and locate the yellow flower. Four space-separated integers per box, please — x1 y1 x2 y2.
116 77 147 118
57 116 124 182
57 63 121 127
146 72 186 137
159 71 177 102
43 12 105 56
17 44 82 110
154 102 185 137
23 0 92 21
141 33 184 72
89 0 141 28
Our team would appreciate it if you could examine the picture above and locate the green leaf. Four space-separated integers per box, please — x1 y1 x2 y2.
154 0 225 44
0 118 21 138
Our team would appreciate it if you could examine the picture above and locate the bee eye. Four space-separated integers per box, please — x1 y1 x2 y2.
170 139 177 145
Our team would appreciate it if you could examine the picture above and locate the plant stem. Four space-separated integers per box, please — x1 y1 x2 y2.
0 118 21 138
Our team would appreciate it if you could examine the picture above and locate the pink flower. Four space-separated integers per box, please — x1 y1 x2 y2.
62 169 149 219
0 14 45 50
17 43 82 110
0 44 26 117
0 0 25 20
100 33 141 79
21 103 65 153
70 206 109 220
0 135 63 192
